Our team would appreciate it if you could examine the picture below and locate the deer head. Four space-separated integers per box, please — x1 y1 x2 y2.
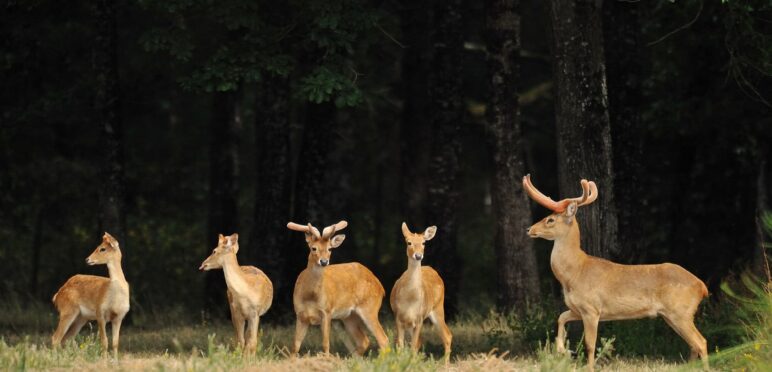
86 232 122 265
287 220 348 267
199 233 239 271
523 174 598 240
401 222 437 261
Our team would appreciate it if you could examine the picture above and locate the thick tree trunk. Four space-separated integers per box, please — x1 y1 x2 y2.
485 0 541 311
426 0 463 319
94 0 126 244
604 0 644 263
547 0 620 259
399 0 432 228
249 76 292 318
205 90 241 311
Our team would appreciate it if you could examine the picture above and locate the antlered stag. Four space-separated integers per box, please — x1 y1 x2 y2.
523 175 709 370
288 220 389 356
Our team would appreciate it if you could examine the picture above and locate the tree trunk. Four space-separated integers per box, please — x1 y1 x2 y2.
753 144 770 282
205 89 241 311
604 0 644 263
250 76 292 318
485 0 541 311
290 102 336 284
94 0 126 244
547 0 619 259
426 0 464 319
399 0 432 228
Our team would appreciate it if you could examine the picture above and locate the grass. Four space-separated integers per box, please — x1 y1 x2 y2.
0 308 710 372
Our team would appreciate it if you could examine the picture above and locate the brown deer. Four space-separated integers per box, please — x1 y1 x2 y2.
287 220 389 356
51 232 130 356
523 175 709 370
199 233 273 354
390 222 452 359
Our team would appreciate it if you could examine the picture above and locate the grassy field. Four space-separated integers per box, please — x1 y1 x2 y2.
3 288 770 371
0 309 708 371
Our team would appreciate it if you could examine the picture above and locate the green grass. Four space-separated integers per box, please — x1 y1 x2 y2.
0 306 711 372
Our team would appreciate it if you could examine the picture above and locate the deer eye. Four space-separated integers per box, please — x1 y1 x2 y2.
100 248 107 252
407 242 412 246
547 218 555 223
311 247 318 252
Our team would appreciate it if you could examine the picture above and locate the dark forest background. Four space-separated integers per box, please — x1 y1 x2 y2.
1 0 770 328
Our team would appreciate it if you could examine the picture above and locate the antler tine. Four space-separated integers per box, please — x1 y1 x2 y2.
522 174 569 213
322 220 348 239
578 181 598 206
287 222 310 232
307 223 321 239
565 179 590 204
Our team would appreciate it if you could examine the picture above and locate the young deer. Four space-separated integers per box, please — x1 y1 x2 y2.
199 233 273 354
390 222 452 359
523 175 709 370
51 232 130 355
287 220 389 356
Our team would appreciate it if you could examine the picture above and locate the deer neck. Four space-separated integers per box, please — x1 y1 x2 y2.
221 253 250 296
550 221 588 287
106 259 127 285
405 258 423 286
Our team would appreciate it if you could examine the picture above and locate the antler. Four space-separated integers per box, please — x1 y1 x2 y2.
322 220 348 239
522 174 597 213
287 222 321 239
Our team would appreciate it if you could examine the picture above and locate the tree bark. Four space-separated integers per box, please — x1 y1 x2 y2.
249 75 292 318
604 0 644 263
205 89 241 311
485 0 541 311
426 0 464 319
94 0 126 245
547 0 620 259
399 0 432 228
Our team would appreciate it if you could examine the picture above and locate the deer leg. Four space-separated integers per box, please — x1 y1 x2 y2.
395 319 405 350
62 316 87 343
96 315 109 354
662 315 708 369
581 312 600 372
430 308 452 360
342 315 370 356
556 310 581 354
410 321 424 352
52 309 79 347
292 318 309 356
356 307 389 350
245 315 259 355
111 314 124 357
230 307 246 349
321 312 332 355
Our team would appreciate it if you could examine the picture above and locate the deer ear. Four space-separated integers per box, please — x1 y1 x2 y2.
330 234 346 248
564 201 578 222
230 233 239 243
401 222 411 237
218 234 225 243
423 226 437 241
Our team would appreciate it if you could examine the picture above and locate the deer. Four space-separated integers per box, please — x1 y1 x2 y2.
287 220 389 356
51 232 130 356
390 222 452 359
199 233 273 354
523 174 709 370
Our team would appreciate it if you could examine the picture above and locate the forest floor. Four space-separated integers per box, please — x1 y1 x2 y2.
0 320 706 371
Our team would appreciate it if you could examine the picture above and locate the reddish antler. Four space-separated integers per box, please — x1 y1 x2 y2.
522 174 596 213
